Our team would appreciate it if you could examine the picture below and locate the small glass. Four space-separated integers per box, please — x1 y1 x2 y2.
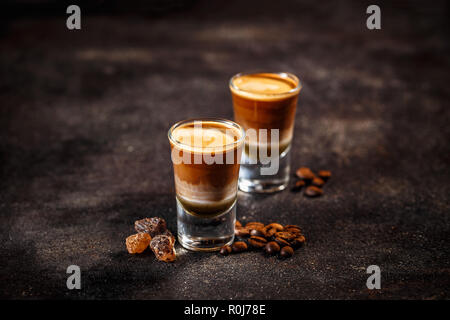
168 118 245 251
229 72 302 193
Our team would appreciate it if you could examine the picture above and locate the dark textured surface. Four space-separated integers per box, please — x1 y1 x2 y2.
1 0 449 299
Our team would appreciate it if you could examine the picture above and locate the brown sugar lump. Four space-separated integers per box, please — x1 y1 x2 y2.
126 233 151 254
150 234 176 262
135 217 167 237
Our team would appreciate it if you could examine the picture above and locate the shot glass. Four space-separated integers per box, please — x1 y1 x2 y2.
168 118 245 251
229 72 301 193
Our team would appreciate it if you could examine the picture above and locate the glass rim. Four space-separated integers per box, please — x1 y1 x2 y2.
168 118 246 150
229 71 301 97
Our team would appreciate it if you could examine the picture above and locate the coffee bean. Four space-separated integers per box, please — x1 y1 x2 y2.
312 177 325 187
262 226 277 238
274 237 290 247
274 231 296 242
284 224 301 230
280 246 294 258
219 245 232 256
284 225 301 235
250 228 266 238
245 222 264 229
296 167 315 180
293 180 306 191
232 241 248 253
266 223 284 231
248 236 268 248
235 220 242 228
285 230 301 237
234 227 250 237
290 235 306 248
305 186 323 197
262 223 284 238
264 241 280 255
318 170 332 180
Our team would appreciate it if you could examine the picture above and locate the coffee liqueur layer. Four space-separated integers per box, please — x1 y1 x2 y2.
230 73 301 157
169 121 243 216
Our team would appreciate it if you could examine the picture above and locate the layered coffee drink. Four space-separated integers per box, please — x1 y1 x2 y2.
168 119 245 251
169 120 243 215
230 72 300 156
229 72 301 193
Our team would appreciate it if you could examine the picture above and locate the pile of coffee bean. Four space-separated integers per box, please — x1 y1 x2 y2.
219 221 306 259
293 167 331 197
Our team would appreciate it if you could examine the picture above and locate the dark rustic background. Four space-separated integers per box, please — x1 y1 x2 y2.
0 0 449 299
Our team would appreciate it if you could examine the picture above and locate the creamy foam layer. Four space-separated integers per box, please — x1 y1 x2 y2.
231 73 299 100
175 176 237 215
175 175 236 196
171 121 242 153
244 134 292 152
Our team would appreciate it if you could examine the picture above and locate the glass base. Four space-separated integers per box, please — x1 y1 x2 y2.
238 177 289 193
176 198 236 252
238 146 291 193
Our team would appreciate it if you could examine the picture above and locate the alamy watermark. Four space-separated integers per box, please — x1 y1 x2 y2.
66 5 81 30
366 265 381 289
366 5 381 30
66 5 381 31
66 265 81 289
